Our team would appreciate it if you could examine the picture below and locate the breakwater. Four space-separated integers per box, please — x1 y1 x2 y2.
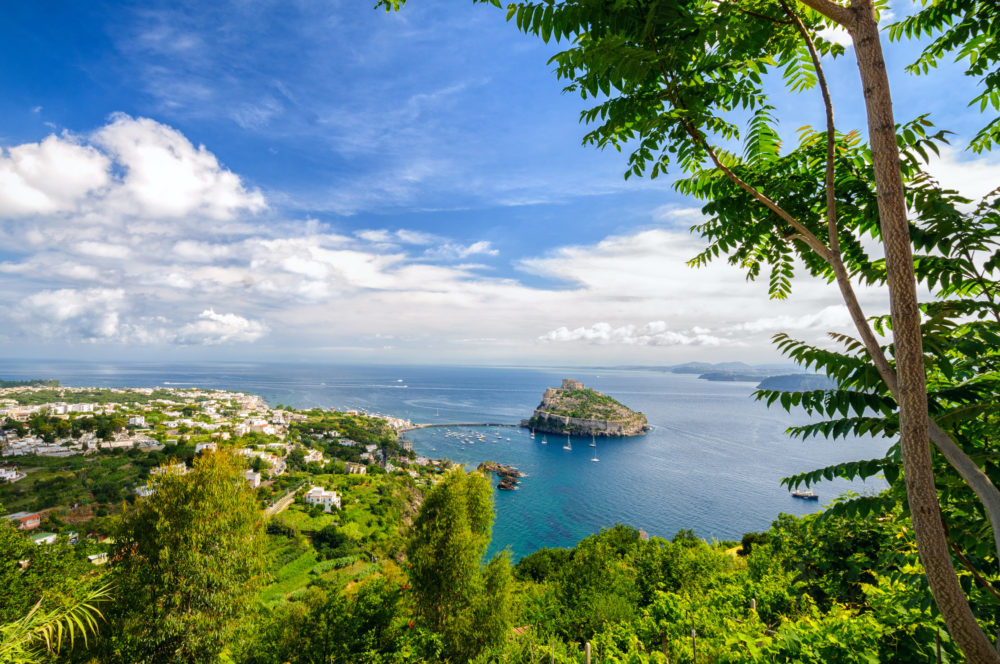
400 422 519 432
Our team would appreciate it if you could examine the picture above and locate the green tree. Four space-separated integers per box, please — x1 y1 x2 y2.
302 578 405 664
406 468 514 660
287 447 306 471
312 523 355 559
2 418 26 437
100 451 268 664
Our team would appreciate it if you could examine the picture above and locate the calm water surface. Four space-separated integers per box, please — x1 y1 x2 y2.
0 360 889 559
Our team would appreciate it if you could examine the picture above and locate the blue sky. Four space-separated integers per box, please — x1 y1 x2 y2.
1 0 998 366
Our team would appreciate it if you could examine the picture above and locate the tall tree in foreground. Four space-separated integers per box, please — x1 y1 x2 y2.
100 451 268 664
376 0 1000 660
406 468 514 661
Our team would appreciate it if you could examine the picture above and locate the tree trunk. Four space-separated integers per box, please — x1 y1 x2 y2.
848 3 1000 662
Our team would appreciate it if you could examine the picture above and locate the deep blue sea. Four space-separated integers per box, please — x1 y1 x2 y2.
0 360 889 559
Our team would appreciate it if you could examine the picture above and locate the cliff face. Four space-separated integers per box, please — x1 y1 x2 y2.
524 379 649 437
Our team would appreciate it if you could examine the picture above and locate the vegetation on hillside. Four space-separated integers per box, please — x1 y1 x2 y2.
1 400 995 664
533 388 640 421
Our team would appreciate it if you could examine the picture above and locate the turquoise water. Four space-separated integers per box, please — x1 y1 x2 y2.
0 361 889 559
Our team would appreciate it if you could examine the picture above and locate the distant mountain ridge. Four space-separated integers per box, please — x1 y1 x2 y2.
584 362 835 391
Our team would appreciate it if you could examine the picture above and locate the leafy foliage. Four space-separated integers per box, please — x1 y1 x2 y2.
0 584 110 664
99 451 269 664
890 0 1000 153
406 469 514 660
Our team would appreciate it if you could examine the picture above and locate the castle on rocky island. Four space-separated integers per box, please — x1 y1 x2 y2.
522 379 649 437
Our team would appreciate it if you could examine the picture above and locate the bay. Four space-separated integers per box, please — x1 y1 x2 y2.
0 360 889 559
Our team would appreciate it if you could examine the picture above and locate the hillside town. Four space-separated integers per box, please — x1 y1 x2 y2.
1 383 440 547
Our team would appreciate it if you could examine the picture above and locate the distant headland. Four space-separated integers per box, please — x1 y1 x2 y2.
586 362 836 391
521 379 649 437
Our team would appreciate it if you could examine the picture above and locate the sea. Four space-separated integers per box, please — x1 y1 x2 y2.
0 360 890 560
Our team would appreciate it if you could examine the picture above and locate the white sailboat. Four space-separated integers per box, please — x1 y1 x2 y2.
591 439 599 462
540 435 547 445
563 433 572 451
589 434 596 448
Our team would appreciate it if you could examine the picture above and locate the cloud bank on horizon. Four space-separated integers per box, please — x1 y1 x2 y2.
1 0 999 365
0 113 886 363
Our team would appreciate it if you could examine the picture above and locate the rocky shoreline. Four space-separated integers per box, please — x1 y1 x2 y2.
477 461 526 490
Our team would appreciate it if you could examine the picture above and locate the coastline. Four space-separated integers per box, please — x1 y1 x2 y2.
1 361 889 561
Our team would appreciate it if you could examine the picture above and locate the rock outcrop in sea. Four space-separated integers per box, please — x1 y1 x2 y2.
522 379 649 437
477 461 525 490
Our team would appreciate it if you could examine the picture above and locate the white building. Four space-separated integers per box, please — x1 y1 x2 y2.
128 415 146 427
32 532 58 546
344 462 366 475
195 442 217 454
304 486 341 511
134 485 155 498
244 469 261 489
303 449 325 465
0 467 25 483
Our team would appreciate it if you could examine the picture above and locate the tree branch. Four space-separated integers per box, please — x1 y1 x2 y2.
948 532 1000 604
646 38 835 263
794 0 855 26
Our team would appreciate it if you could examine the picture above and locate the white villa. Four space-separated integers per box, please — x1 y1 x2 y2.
304 486 341 512
303 449 325 465
0 466 26 483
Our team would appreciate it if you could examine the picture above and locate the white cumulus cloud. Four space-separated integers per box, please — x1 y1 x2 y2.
0 135 110 216
94 113 266 220
175 309 268 345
